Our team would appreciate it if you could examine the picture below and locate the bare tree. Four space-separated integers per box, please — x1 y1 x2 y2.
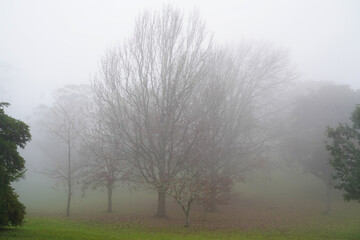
93 6 211 218
196 44 292 212
39 84 90 216
165 44 292 226
168 163 205 227
80 112 126 213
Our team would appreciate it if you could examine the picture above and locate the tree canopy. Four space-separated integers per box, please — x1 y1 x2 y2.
0 102 31 226
326 105 360 202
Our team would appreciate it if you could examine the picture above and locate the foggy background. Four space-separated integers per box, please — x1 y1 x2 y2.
1 0 360 119
1 0 360 215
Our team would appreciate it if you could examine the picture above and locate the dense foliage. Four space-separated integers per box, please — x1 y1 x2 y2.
0 102 31 226
326 105 360 202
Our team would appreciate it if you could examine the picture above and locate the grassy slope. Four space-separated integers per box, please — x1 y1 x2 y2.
1 214 359 240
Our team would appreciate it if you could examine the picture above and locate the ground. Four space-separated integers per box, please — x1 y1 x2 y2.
1 194 360 240
2 171 360 239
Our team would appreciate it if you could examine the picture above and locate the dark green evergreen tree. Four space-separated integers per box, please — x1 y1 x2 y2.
0 102 31 226
326 105 360 202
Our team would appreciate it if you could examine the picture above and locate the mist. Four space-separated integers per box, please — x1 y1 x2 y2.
1 0 360 238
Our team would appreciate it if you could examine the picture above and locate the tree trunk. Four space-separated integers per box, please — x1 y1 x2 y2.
66 191 71 217
154 190 167 218
203 207 207 222
184 211 190 227
107 182 113 213
207 165 217 212
207 188 217 212
66 141 71 217
323 182 332 215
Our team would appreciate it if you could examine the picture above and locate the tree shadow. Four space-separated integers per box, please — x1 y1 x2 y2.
0 227 26 235
0 227 17 232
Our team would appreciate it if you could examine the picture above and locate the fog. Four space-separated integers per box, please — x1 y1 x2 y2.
1 0 360 232
2 0 360 118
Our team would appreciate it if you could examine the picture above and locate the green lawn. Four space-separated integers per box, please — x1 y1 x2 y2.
4 171 360 239
1 214 359 240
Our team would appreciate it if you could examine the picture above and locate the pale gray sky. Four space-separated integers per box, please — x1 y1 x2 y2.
1 0 360 118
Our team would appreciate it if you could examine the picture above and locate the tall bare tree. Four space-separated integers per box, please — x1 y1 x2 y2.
166 43 292 227
93 6 211 218
39 84 90 216
195 44 292 212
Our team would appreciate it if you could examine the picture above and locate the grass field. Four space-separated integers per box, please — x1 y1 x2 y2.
3 171 360 239
1 212 360 240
